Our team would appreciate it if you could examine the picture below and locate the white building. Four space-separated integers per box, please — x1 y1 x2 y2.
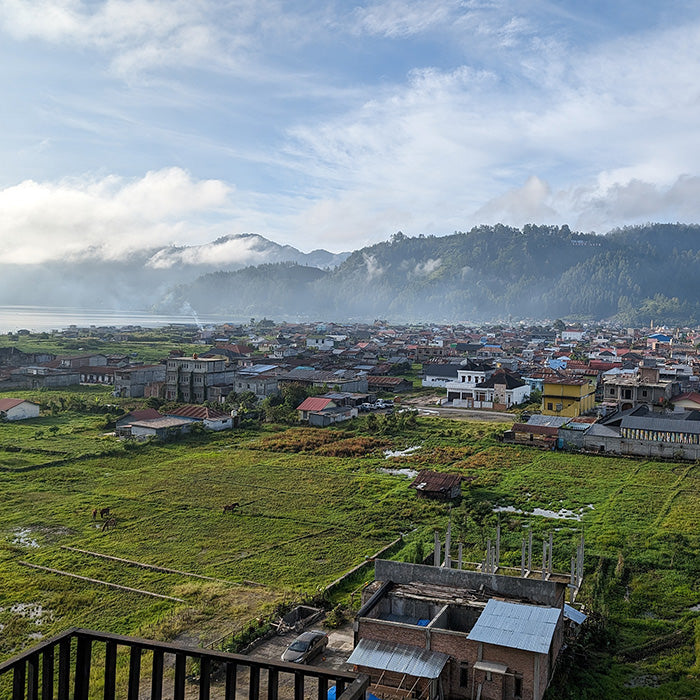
0 398 40 421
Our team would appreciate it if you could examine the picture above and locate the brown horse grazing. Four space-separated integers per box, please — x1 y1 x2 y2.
101 517 117 532
100 507 110 518
92 509 98 520
222 503 239 514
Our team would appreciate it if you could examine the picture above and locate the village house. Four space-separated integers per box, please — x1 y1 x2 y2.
113 364 167 398
445 362 494 406
541 376 596 417
447 369 528 410
367 375 414 393
165 356 235 403
230 364 280 399
601 361 680 411
164 404 233 431
422 364 463 388
0 398 40 421
278 368 369 393
125 416 194 441
296 396 358 426
115 408 161 435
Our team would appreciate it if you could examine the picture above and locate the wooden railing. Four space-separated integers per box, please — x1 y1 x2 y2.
0 628 369 700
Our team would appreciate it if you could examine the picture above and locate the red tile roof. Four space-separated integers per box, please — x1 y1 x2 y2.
0 398 31 412
121 408 161 422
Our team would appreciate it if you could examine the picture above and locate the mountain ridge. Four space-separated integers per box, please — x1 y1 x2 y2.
159 224 700 324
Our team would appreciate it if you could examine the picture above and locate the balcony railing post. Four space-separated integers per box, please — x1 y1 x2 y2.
41 647 54 700
74 635 92 700
27 653 40 700
12 661 25 700
58 637 71 700
225 661 237 700
127 645 142 700
104 640 117 700
174 653 186 700
151 649 164 700
249 664 260 700
267 667 278 700
199 656 211 700
317 675 328 700
294 670 304 700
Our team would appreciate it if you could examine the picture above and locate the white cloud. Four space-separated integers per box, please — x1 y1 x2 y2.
281 15 700 245
0 0 248 77
146 235 270 268
351 0 459 38
474 177 557 225
0 168 231 264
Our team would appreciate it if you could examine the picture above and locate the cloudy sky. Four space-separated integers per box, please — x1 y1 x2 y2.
2 0 700 263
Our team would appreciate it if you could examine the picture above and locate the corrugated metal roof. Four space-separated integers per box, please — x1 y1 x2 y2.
526 415 568 428
410 470 461 493
564 604 587 625
296 397 333 411
467 599 560 654
347 639 448 679
622 415 700 434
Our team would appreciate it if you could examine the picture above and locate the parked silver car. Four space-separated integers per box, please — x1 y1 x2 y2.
281 630 329 663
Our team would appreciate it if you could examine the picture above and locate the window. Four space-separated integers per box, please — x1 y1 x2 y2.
514 675 523 698
642 390 648 397
547 402 553 410
459 664 469 687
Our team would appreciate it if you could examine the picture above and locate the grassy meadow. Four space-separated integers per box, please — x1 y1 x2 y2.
0 396 699 698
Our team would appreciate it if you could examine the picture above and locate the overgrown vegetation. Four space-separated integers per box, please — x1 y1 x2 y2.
0 390 699 697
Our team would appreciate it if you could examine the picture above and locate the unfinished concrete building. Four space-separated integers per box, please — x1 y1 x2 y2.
350 544 585 700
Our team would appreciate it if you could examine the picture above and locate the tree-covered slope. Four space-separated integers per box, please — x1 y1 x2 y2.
160 223 700 323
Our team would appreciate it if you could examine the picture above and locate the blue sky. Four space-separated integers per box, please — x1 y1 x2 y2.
2 0 700 264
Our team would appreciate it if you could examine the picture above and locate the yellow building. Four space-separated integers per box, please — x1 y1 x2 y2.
542 377 596 417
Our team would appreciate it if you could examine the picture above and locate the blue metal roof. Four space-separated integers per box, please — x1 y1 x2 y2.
347 639 449 679
467 600 560 654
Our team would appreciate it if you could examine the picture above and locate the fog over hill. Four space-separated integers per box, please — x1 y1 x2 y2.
158 223 700 325
0 234 349 311
4 224 700 324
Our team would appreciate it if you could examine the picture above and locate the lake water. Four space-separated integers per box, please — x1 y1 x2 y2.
0 306 238 334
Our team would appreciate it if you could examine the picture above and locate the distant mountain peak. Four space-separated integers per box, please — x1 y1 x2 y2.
145 233 349 270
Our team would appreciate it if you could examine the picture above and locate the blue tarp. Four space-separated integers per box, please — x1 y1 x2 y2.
327 687 381 700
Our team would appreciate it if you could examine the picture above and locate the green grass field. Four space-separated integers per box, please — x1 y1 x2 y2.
0 401 699 698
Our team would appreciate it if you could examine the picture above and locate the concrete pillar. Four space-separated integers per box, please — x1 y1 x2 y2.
434 531 441 567
445 522 452 569
496 523 501 570
542 541 547 580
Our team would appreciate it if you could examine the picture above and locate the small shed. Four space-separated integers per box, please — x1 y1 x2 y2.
410 470 462 501
0 398 40 421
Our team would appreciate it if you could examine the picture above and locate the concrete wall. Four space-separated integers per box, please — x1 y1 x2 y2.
582 434 700 460
4 402 40 420
374 560 565 608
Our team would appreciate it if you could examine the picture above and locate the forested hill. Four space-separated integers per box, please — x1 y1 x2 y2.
160 223 700 323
